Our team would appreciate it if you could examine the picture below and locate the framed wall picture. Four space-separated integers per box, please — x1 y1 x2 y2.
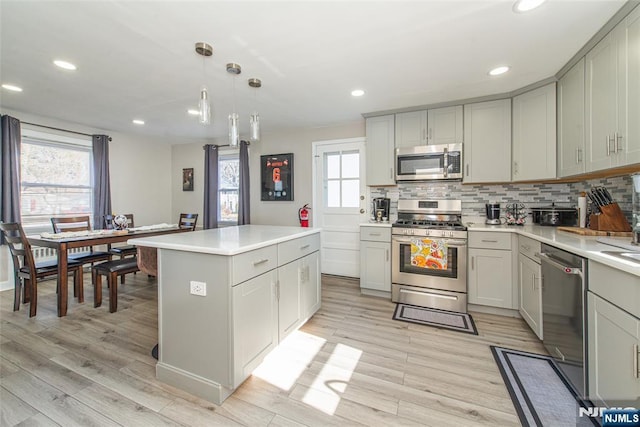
261 153 293 201
182 168 194 191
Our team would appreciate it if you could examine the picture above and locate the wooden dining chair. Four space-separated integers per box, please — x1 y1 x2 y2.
179 213 198 231
0 222 84 317
50 216 112 264
104 214 137 258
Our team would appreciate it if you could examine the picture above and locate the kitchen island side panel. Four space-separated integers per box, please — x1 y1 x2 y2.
158 249 232 388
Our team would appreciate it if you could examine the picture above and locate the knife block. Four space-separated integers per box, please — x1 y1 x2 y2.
589 203 632 232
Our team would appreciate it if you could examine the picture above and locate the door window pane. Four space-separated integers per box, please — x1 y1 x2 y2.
341 180 359 207
326 153 340 179
341 152 359 179
327 180 340 207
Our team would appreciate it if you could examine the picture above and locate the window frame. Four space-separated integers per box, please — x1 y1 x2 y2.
19 129 94 234
218 150 240 226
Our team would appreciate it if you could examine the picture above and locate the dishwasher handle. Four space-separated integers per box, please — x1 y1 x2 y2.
539 252 583 279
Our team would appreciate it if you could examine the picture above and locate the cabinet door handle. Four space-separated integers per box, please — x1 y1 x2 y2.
389 168 393 179
513 161 518 175
606 135 611 156
369 232 381 236
253 258 269 266
575 147 580 164
386 249 389 261
428 127 433 141
481 239 498 243
615 132 623 152
471 256 475 270
466 164 469 177
423 128 426 143
634 344 639 379
300 244 310 250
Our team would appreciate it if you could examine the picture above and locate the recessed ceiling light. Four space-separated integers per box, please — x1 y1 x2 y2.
187 109 200 116
2 84 23 92
489 66 510 76
513 0 546 13
351 89 365 97
132 119 145 125
53 60 77 70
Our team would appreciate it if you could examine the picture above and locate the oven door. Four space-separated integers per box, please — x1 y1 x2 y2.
392 235 467 293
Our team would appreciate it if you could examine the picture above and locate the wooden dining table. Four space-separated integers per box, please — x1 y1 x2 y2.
27 226 191 317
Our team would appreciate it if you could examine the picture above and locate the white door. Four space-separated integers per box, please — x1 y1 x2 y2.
312 138 367 277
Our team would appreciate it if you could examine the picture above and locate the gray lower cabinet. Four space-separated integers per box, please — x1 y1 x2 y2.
232 270 278 386
587 261 640 406
278 250 320 340
587 292 640 406
359 226 391 293
518 254 542 339
468 232 516 309
518 236 542 339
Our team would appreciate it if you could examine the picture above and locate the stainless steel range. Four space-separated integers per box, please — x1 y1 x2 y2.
391 200 468 313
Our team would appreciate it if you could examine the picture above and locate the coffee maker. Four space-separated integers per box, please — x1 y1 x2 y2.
485 203 501 225
372 198 390 222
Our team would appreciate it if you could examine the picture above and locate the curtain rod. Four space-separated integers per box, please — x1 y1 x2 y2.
21 121 112 141
202 141 250 150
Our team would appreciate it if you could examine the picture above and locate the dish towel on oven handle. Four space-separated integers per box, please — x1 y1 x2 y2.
410 237 448 270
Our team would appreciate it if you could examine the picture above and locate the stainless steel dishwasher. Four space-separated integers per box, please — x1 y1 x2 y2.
539 244 587 398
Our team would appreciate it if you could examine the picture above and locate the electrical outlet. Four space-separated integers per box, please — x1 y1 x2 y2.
190 281 206 296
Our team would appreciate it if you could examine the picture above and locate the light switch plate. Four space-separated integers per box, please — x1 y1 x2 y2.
190 281 206 296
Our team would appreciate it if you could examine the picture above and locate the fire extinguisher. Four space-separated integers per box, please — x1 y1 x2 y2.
298 204 310 227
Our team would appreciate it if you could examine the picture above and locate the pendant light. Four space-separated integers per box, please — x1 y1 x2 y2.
248 78 261 142
195 42 213 125
227 63 241 147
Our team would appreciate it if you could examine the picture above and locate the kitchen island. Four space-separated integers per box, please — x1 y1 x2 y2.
128 225 321 404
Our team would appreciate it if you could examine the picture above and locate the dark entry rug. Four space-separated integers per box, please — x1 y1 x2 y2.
490 346 598 427
392 303 478 335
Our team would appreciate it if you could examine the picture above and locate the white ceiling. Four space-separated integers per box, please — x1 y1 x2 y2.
0 0 627 142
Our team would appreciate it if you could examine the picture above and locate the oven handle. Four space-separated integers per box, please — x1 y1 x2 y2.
538 252 583 279
393 236 467 247
399 288 458 301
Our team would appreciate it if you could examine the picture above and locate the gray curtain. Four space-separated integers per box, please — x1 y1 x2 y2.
0 115 21 244
203 144 219 229
238 140 250 225
92 135 112 230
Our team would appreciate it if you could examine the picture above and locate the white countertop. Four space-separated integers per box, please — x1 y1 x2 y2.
128 225 321 256
466 221 640 277
360 221 392 228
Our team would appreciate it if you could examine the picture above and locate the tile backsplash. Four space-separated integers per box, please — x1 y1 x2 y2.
370 175 633 222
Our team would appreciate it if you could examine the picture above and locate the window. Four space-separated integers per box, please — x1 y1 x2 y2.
20 130 93 231
324 150 360 208
219 153 239 223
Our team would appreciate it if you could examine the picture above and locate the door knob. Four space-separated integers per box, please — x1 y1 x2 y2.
360 195 365 200
360 209 365 214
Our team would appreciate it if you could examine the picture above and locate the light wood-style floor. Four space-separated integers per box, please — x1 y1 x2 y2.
0 272 546 426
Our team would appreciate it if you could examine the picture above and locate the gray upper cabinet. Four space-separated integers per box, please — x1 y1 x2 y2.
428 106 464 145
463 99 512 183
395 106 463 148
586 5 640 171
512 83 557 181
395 110 427 147
558 58 586 177
365 115 395 186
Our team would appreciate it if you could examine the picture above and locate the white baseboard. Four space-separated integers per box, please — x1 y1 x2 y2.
0 280 12 292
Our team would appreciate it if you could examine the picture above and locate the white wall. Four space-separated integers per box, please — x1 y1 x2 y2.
170 121 365 227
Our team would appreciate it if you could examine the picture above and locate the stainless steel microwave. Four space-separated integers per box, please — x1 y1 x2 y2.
395 143 463 181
